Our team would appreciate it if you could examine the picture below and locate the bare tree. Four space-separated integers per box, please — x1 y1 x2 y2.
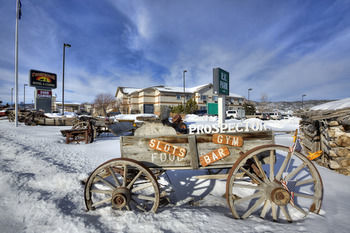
259 93 269 112
94 93 116 116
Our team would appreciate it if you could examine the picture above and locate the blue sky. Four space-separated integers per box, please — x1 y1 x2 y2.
1 0 350 104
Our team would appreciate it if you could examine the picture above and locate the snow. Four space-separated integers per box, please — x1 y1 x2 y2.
310 97 350 111
45 112 78 118
1 116 350 233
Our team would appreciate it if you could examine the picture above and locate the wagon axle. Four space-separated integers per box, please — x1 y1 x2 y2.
112 187 131 209
270 187 291 206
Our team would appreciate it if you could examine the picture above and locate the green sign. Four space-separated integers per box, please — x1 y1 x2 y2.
213 68 229 95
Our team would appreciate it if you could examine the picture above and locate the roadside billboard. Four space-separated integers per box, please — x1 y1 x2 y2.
29 69 57 89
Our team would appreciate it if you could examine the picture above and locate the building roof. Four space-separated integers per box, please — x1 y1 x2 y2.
116 83 243 99
229 92 244 98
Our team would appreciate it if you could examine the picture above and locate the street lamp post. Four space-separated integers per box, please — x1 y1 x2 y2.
248 88 253 102
183 70 187 106
11 88 14 106
302 94 306 109
62 43 71 115
23 84 28 109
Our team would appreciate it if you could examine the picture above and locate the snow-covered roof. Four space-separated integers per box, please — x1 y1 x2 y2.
55 101 81 105
310 97 350 111
120 87 142 94
118 83 243 98
229 93 244 98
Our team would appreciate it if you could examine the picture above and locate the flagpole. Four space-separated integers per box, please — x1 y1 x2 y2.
15 0 20 127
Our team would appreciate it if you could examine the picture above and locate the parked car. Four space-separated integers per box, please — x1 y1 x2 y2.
0 110 7 117
261 113 270 120
268 112 282 120
194 110 207 116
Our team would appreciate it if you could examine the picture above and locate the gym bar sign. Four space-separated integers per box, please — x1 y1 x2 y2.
199 146 230 167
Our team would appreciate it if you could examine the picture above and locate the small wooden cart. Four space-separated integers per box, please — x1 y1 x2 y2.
84 130 323 222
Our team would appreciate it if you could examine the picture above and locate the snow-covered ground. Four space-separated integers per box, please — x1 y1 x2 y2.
1 116 350 233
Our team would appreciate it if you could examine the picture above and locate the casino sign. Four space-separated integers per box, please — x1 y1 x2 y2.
29 69 57 89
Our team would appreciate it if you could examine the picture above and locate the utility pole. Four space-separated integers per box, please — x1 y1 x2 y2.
183 70 187 106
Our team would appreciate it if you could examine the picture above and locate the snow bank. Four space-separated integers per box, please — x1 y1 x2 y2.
45 112 77 118
113 113 158 122
1 117 350 233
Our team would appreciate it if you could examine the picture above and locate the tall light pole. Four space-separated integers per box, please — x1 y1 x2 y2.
248 88 253 102
302 94 306 109
183 70 187 106
11 88 14 106
23 84 28 109
62 43 71 115
14 0 21 126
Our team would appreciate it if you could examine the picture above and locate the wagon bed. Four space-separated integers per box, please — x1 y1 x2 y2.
120 131 274 169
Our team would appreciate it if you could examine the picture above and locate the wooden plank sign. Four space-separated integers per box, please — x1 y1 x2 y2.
149 139 187 158
199 146 230 167
212 134 243 147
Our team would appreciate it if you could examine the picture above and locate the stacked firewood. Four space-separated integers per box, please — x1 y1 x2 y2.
299 108 350 175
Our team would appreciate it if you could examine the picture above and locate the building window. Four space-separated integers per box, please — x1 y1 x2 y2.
176 94 181 100
186 95 191 100
200 106 207 110
200 95 207 101
213 96 218 101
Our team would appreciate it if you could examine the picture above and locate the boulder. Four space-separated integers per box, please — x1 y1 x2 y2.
329 160 341 169
336 134 350 147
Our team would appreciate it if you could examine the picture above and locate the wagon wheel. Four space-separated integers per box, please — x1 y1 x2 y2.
72 121 88 129
226 144 323 222
87 122 96 143
84 158 160 213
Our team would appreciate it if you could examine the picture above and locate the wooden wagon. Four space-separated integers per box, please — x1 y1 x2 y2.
84 129 323 222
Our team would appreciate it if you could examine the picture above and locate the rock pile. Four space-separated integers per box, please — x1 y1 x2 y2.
299 108 350 175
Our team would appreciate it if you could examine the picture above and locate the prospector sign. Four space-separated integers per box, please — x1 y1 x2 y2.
29 69 57 89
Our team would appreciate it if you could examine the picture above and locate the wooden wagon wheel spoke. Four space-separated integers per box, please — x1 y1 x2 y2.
242 196 265 219
109 166 121 187
252 155 269 183
260 200 270 219
131 183 153 192
239 167 263 184
292 203 308 216
85 158 160 213
269 150 275 182
234 191 264 205
226 145 323 222
284 163 306 182
91 197 112 208
122 164 128 187
127 170 143 189
276 151 292 181
90 189 113 194
233 182 260 190
280 205 292 222
131 199 147 212
95 175 116 189
135 194 156 202
271 202 277 221
293 192 317 200
295 178 314 187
